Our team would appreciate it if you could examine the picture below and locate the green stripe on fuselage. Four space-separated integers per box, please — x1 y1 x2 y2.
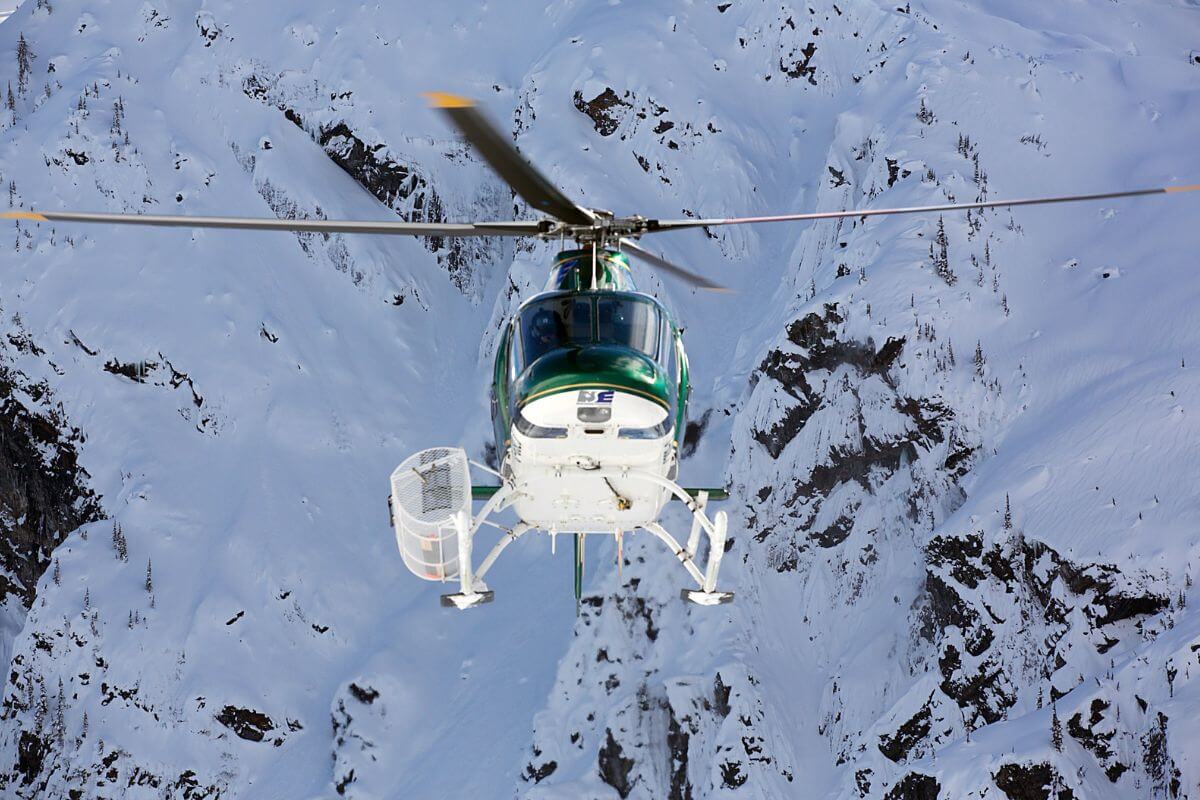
513 345 672 411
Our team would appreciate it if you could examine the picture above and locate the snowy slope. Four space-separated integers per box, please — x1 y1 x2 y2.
0 1 1197 799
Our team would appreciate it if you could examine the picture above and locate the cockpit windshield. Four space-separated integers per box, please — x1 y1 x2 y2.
520 297 592 365
597 298 661 358
518 294 665 365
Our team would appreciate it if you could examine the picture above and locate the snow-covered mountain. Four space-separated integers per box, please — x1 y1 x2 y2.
0 1 1197 798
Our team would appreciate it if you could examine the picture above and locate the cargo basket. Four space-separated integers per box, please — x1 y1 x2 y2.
389 447 471 581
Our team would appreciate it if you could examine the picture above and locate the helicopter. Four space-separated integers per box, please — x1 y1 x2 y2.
3 92 1196 609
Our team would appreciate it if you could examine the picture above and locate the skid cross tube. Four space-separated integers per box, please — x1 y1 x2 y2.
685 490 709 559
642 522 707 586
475 522 532 581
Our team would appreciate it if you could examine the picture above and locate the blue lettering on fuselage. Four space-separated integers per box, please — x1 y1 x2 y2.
577 389 615 405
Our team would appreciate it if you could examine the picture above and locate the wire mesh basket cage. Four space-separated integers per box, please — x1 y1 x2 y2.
390 447 471 581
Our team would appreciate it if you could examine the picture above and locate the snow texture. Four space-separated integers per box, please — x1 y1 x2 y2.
0 0 1197 798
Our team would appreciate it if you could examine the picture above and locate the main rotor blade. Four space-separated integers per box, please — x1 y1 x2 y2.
646 184 1200 232
619 238 729 292
0 210 545 237
425 92 595 227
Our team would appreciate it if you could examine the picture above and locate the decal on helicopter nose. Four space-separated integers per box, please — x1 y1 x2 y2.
577 390 614 404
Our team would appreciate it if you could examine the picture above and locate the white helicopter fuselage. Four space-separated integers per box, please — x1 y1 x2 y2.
505 388 677 532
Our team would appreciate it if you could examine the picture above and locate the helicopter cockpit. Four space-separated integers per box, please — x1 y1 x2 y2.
494 291 683 452
517 293 670 368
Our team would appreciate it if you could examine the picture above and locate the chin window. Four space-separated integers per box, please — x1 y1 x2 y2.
515 410 568 439
618 421 672 440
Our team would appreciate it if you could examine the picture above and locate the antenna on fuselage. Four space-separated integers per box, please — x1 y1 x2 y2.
591 239 598 290
574 532 585 614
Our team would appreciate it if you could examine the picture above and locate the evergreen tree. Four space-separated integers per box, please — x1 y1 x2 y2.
916 97 935 124
1051 701 1063 752
1004 494 1013 530
16 33 33 95
112 522 128 561
932 217 954 285
145 557 153 593
111 95 125 136
54 678 65 745
974 341 986 377
83 587 90 610
52 558 61 586
34 679 46 730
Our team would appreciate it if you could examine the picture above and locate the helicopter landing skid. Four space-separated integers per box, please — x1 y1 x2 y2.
681 589 735 605
442 466 732 609
440 590 495 609
389 449 732 609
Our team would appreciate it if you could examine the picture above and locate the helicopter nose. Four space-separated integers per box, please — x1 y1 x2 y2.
518 386 669 440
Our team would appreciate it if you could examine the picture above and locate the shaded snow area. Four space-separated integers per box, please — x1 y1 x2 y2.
0 1 1196 798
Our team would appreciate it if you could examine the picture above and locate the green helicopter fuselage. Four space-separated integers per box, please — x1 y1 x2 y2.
490 248 690 466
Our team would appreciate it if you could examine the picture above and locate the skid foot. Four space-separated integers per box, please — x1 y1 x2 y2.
440 590 495 609
681 589 734 606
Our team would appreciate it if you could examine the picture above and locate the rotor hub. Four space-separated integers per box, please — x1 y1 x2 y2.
547 213 655 247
